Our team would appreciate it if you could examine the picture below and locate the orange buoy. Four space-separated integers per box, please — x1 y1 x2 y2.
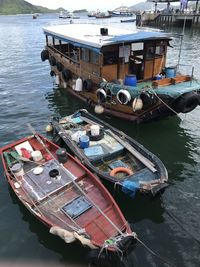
110 167 133 177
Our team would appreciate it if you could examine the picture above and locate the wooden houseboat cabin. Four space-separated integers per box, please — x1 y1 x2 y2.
41 24 200 123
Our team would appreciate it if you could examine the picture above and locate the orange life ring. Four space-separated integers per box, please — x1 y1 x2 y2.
110 167 133 177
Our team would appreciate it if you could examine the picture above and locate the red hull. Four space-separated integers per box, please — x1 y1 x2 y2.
1 134 136 254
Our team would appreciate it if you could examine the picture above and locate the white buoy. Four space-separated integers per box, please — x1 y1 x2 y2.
75 77 83 91
132 97 143 112
55 75 60 85
94 104 104 114
46 124 53 132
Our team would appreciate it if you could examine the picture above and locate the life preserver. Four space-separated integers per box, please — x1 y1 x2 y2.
83 79 93 91
41 50 49 61
56 62 63 72
96 88 107 103
62 69 71 82
49 56 56 66
174 92 200 113
110 167 133 177
117 89 131 105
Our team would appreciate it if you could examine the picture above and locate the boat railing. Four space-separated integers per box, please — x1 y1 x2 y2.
176 63 194 79
48 45 80 66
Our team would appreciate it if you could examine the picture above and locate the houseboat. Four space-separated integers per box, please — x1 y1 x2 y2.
41 24 200 123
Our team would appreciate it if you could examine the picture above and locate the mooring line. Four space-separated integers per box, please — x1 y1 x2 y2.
160 196 200 246
136 236 176 267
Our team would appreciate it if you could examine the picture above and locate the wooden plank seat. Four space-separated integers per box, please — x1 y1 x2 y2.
152 75 191 88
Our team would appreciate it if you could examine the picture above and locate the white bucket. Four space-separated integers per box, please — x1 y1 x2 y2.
31 150 43 162
11 163 24 178
90 125 100 136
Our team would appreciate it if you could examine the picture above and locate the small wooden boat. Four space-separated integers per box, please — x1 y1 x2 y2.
1 131 136 261
50 109 168 197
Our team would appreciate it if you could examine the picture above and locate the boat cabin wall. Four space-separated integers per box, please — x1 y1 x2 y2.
45 35 103 85
143 40 168 80
45 35 169 86
101 40 168 83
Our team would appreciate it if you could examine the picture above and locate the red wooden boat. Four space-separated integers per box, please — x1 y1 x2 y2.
0 132 136 262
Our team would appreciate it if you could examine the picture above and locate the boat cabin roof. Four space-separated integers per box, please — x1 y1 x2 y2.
43 24 171 53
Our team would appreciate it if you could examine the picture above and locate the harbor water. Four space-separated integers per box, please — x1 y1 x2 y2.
0 14 200 267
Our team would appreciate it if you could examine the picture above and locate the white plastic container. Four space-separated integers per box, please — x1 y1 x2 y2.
74 77 83 91
90 125 100 136
31 150 43 162
71 130 86 143
11 163 24 178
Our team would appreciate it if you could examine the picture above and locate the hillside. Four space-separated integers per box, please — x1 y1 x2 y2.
0 0 54 15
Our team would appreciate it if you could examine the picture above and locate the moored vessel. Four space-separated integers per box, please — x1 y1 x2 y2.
41 23 200 123
50 109 168 197
0 132 136 262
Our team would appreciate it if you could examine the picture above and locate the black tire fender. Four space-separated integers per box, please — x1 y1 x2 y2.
50 70 55 77
41 49 49 61
83 79 93 91
62 69 71 82
140 91 156 107
56 62 63 72
174 92 200 113
49 56 56 66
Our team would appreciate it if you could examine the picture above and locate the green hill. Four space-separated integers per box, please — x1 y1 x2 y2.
0 0 54 15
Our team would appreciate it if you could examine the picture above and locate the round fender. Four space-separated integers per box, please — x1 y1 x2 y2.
140 91 156 107
49 56 56 66
56 62 63 72
110 167 133 177
174 92 200 113
62 69 71 82
96 88 107 103
41 49 49 61
132 97 143 112
50 70 55 77
83 79 93 91
117 89 131 105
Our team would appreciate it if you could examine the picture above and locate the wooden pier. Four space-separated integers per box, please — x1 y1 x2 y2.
136 13 200 27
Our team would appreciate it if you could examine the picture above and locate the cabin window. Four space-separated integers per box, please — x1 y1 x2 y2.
119 45 130 63
103 51 118 65
81 48 90 62
47 36 54 46
155 45 166 56
90 51 99 65
146 46 155 59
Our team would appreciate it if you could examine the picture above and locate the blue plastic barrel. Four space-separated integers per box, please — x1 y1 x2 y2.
124 74 137 86
79 135 89 149
165 67 176 78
